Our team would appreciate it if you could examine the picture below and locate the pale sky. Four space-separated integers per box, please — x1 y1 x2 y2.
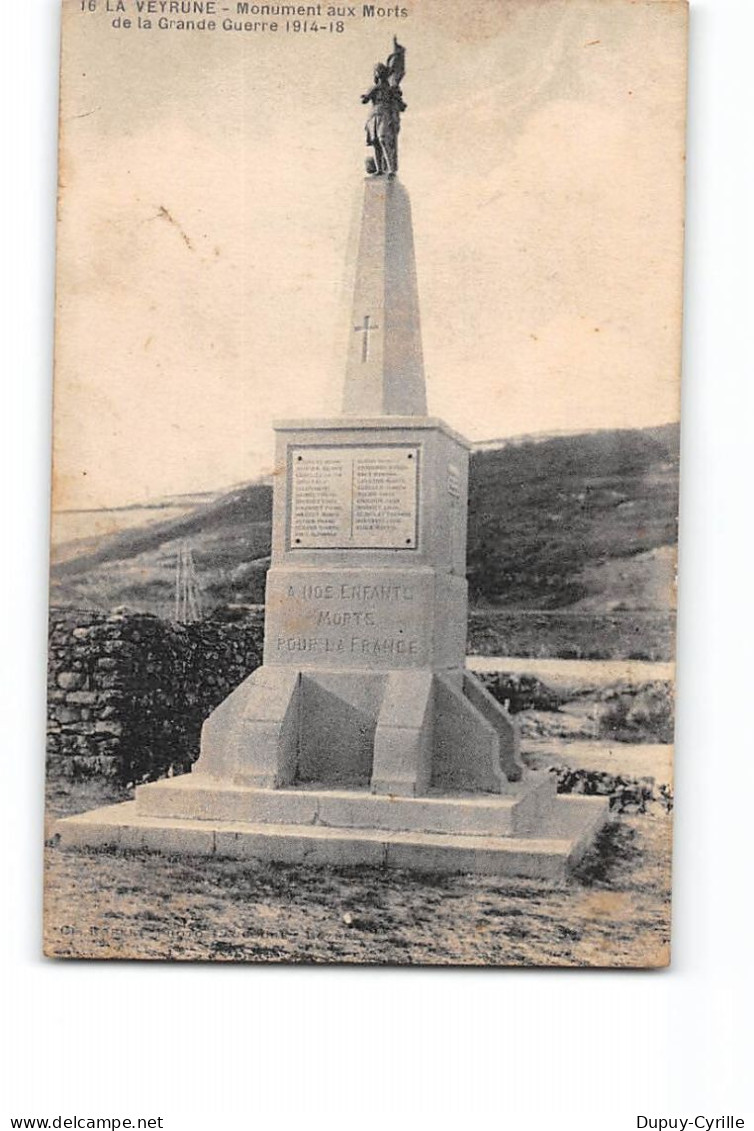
53 0 687 510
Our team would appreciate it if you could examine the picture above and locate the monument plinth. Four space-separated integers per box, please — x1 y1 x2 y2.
55 49 609 879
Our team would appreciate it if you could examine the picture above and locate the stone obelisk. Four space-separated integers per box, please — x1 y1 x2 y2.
56 44 609 879
342 177 426 417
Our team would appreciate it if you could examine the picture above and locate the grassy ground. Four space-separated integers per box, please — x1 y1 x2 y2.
43 780 671 967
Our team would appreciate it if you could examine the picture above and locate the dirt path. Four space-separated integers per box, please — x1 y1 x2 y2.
523 740 674 788
466 655 674 688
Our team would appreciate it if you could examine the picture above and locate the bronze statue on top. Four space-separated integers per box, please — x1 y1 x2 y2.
362 37 407 178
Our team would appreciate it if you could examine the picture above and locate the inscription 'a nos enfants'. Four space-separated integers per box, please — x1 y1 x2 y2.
289 583 414 601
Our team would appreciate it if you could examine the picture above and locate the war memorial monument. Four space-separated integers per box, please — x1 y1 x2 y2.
55 42 609 880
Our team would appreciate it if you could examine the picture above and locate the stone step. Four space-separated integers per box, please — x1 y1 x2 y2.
133 773 557 837
52 794 609 881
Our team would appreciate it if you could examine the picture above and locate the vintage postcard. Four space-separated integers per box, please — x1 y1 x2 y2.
45 0 687 965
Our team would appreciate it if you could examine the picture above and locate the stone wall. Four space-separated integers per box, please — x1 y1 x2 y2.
47 609 264 783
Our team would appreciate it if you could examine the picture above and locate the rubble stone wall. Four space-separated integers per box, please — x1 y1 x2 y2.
47 609 264 783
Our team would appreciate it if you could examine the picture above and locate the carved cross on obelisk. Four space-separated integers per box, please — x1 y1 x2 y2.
354 314 379 363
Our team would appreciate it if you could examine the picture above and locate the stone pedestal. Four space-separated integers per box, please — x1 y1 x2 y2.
192 413 523 798
54 175 609 880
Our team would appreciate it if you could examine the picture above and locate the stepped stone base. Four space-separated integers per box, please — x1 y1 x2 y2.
53 774 609 881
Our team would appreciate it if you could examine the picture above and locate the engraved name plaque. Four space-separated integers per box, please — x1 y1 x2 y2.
290 446 419 550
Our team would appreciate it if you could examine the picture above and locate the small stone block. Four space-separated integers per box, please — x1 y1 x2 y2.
215 827 308 865
128 821 216 856
384 833 569 881
135 779 319 825
300 830 387 868
54 813 122 851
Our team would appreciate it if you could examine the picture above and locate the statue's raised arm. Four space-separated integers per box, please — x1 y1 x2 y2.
362 38 407 178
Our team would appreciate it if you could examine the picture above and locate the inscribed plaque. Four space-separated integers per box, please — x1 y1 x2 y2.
289 446 419 550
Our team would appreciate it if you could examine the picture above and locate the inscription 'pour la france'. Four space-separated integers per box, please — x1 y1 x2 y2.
290 446 418 550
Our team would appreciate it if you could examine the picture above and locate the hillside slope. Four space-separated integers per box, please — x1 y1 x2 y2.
467 424 679 608
50 424 679 619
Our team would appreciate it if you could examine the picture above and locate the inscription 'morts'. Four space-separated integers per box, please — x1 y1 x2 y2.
289 445 418 550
